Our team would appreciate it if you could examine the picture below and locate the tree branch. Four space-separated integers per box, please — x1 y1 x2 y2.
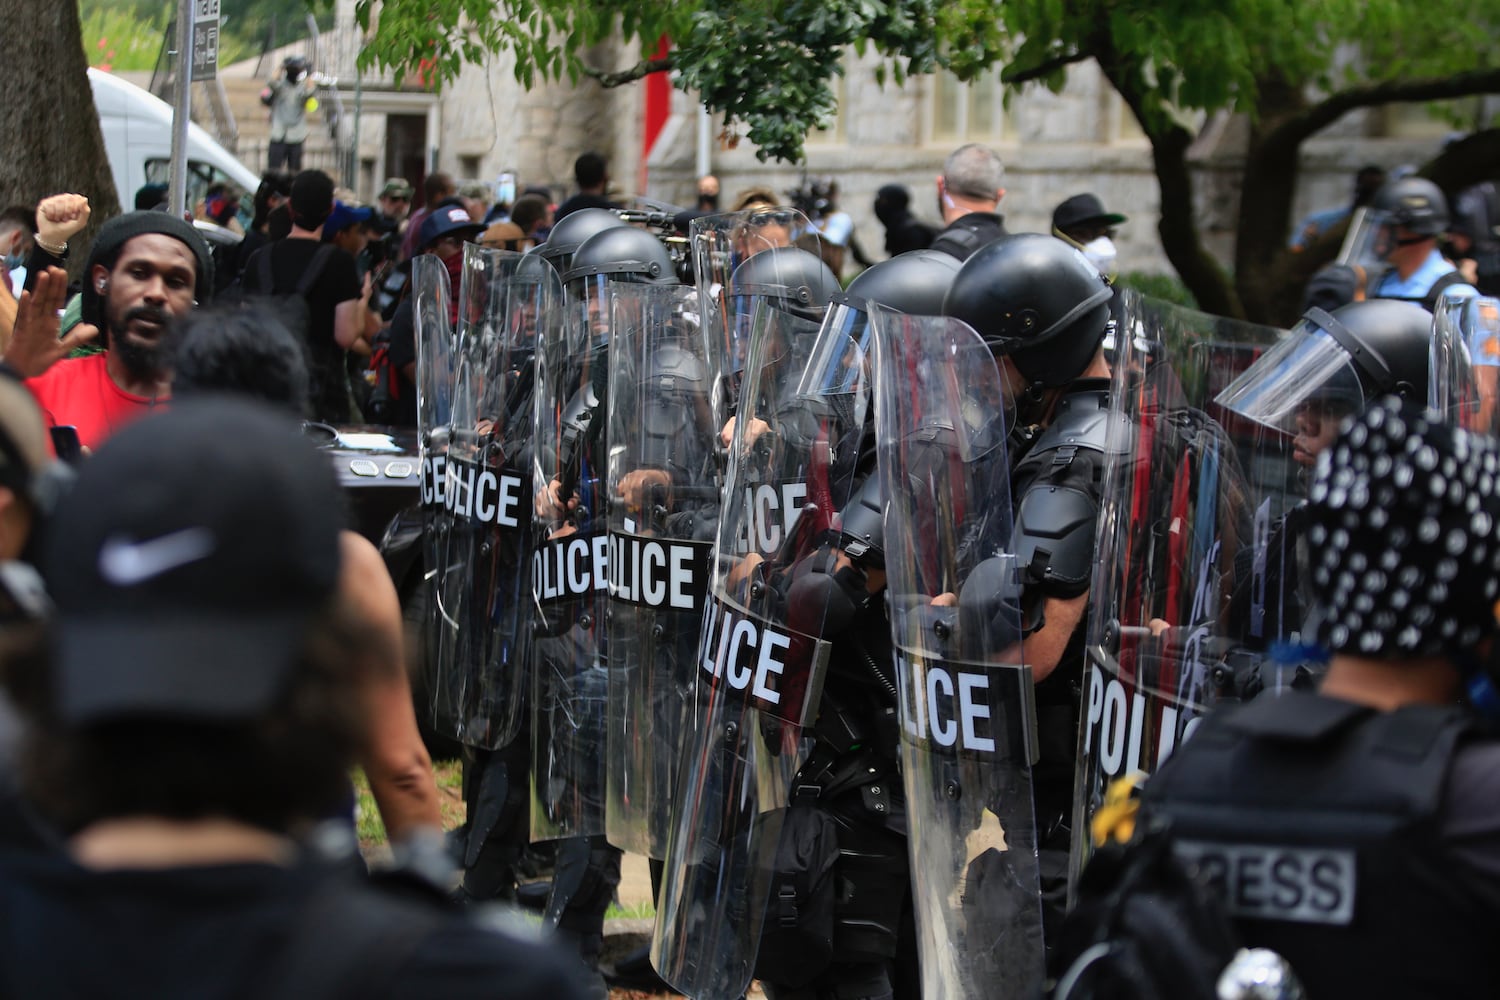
999 48 1091 86
1259 67 1500 157
582 56 674 88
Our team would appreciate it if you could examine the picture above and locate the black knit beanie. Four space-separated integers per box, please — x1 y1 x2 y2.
81 211 215 334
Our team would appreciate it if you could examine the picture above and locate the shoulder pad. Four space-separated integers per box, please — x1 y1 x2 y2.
1014 483 1098 597
1028 387 1121 459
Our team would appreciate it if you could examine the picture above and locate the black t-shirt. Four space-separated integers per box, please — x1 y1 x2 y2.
242 238 362 423
0 851 592 999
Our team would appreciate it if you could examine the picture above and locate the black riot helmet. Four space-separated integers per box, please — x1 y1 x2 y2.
843 248 961 315
942 233 1113 390
729 245 839 321
536 207 625 276
1217 298 1434 433
1370 176 1450 237
565 225 676 287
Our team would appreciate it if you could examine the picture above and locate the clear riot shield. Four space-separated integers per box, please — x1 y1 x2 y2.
1071 293 1297 885
1431 293 1500 436
412 252 457 728
652 281 854 1000
428 245 560 749
868 306 1043 997
529 273 612 843
604 282 721 859
689 208 818 435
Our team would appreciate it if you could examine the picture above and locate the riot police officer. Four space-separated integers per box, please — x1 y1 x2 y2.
1136 398 1500 998
747 250 961 1000
942 233 1117 935
1216 298 1436 648
531 221 677 997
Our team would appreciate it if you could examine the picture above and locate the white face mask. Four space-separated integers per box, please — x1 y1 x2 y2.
1083 236 1117 275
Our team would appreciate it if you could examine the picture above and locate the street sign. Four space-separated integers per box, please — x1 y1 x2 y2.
191 0 219 81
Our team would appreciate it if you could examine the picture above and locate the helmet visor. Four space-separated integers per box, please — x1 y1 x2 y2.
795 301 870 401
789 300 871 437
1335 205 1398 272
1214 319 1365 433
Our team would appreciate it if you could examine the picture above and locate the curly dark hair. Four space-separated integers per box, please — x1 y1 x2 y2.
172 305 311 416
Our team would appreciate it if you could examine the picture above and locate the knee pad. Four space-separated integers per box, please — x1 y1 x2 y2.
548 837 622 933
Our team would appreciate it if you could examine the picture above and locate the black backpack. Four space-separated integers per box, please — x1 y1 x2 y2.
1047 819 1241 1000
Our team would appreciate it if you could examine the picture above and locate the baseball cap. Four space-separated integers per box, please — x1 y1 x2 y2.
322 200 374 240
379 177 414 200
419 204 484 250
44 398 343 726
1052 193 1127 233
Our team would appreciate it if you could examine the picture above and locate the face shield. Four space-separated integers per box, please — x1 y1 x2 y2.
792 297 872 435
565 271 618 353
1336 205 1401 272
1214 310 1367 437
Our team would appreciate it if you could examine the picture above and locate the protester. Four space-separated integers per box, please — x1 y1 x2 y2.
872 184 936 257
172 307 444 846
12 209 211 450
554 152 617 222
0 397 592 998
241 170 370 423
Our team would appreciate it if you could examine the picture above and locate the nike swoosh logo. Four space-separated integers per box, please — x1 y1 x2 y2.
98 528 217 586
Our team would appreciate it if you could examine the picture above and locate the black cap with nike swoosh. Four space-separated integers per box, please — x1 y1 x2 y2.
43 397 343 725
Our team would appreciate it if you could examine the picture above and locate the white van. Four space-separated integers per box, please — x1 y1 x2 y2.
89 68 261 216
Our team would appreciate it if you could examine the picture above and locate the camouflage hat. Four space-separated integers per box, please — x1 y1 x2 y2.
379 177 414 200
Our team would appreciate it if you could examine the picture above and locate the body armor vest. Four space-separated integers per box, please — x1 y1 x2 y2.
1144 693 1498 998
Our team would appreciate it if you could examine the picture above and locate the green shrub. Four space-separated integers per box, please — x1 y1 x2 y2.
1116 270 1197 309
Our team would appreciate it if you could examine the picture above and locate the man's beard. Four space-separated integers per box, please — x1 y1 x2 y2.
108 305 174 382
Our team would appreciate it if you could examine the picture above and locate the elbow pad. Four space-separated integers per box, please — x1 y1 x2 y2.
1014 484 1098 598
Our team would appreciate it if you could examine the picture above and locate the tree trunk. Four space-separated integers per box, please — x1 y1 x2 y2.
1100 51 1242 319
0 0 121 276
1234 77 1312 327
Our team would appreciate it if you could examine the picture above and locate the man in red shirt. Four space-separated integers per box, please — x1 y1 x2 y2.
11 212 212 450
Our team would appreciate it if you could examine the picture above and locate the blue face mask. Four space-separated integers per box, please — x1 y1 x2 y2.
2 252 22 272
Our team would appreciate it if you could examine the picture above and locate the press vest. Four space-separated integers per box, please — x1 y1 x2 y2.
1143 693 1498 998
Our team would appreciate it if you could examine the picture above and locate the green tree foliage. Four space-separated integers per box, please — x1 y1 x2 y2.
357 0 1500 319
987 0 1500 320
355 0 952 163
